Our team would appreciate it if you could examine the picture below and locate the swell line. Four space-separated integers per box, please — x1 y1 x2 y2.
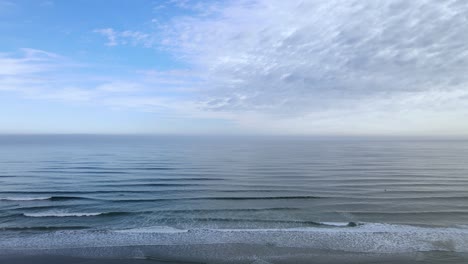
1 226 89 231
22 211 131 218
1 196 97 201
111 195 324 203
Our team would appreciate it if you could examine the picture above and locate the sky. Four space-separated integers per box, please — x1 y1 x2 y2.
1 0 468 135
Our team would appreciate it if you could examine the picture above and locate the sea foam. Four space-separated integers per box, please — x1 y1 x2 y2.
1 223 468 253
24 212 103 217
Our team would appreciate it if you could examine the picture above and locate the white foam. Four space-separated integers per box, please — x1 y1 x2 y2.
1 197 51 201
2 223 468 253
24 212 103 217
115 226 188 234
320 222 351 227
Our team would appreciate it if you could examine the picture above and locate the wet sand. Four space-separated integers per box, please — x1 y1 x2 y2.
2 244 468 264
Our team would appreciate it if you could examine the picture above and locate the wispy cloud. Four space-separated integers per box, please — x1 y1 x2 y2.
0 48 210 126
1 49 43 73
93 28 118 46
154 0 468 116
90 0 468 134
96 1 468 114
94 28 152 47
5 0 468 134
0 48 62 90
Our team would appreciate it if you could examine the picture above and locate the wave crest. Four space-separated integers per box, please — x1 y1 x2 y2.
1 223 468 253
23 212 103 217
1 197 51 201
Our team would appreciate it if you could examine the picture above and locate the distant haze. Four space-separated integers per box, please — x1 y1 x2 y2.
1 0 468 135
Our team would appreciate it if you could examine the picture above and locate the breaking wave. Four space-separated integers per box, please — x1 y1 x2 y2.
23 212 129 218
1 223 468 253
1 196 94 201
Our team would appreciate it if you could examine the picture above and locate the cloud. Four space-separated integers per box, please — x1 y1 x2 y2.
96 81 142 93
0 48 199 115
94 1 468 123
5 0 468 134
93 28 118 46
0 48 62 90
94 28 152 47
0 49 52 75
151 0 468 117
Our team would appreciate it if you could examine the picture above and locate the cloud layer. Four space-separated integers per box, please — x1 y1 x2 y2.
3 0 468 134
153 0 468 115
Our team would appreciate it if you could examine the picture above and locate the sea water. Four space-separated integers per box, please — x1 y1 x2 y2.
1 135 468 261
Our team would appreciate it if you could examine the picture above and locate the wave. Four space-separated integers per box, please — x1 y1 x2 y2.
114 223 356 234
28 170 129 174
2 223 468 253
20 209 302 218
320 222 358 227
115 226 187 234
116 177 226 182
329 195 468 201
129 167 176 170
23 211 129 218
24 212 102 217
1 197 52 201
346 210 468 215
39 166 178 171
13 205 69 211
0 189 312 195
196 195 323 200
19 208 299 218
112 196 323 203
99 183 202 188
1 226 89 231
158 207 299 213
154 217 358 227
1 196 94 201
48 196 94 201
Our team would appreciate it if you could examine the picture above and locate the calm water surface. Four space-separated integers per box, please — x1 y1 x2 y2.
1 135 468 257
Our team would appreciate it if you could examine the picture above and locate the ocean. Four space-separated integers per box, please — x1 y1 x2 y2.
1 135 468 263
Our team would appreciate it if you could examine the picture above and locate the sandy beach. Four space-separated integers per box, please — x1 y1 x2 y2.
2 244 468 264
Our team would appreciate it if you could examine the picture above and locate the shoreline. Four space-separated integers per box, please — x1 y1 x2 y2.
2 244 468 264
